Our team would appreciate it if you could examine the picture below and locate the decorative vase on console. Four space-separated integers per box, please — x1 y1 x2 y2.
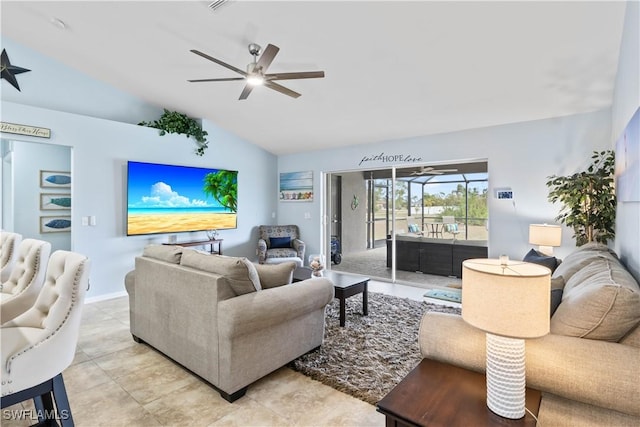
206 229 218 241
309 255 325 277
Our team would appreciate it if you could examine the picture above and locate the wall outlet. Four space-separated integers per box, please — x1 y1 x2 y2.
81 216 89 226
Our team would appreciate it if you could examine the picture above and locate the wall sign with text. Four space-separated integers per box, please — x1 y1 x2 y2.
0 122 51 138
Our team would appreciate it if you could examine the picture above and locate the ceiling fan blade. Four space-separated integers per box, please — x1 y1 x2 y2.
190 49 246 76
238 84 254 100
256 44 279 73
264 81 301 98
266 71 325 80
188 77 245 82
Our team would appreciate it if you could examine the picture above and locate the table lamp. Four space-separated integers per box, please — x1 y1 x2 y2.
462 257 550 419
529 224 561 256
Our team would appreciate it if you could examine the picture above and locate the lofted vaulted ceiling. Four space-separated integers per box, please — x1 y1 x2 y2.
0 1 628 155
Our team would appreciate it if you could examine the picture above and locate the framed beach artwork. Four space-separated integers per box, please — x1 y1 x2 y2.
40 193 71 210
40 216 71 233
40 170 71 188
279 171 313 202
615 107 640 202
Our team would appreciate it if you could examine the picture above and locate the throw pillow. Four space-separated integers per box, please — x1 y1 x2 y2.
551 259 640 341
523 248 558 272
180 250 261 296
270 236 292 249
550 276 565 316
143 244 183 264
241 258 262 292
254 261 297 289
550 289 563 316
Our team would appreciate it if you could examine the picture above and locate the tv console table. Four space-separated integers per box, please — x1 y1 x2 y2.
163 239 223 255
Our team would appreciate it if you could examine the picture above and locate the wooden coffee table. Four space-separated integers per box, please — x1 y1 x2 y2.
293 268 369 327
377 358 541 426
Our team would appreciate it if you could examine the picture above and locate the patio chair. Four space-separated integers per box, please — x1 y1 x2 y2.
443 216 461 239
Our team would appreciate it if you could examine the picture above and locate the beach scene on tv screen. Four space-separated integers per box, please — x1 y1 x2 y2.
127 161 237 235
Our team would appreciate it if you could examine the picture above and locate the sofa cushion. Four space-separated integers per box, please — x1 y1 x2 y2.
143 244 183 264
552 247 618 283
269 236 291 249
523 248 558 272
551 259 640 341
180 250 261 295
254 262 296 289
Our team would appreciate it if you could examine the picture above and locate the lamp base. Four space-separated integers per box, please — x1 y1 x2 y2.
485 333 526 419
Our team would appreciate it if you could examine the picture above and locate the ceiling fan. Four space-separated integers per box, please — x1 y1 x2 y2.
188 43 325 100
411 166 459 176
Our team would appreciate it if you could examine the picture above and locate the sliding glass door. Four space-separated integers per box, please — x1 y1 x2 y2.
326 161 488 287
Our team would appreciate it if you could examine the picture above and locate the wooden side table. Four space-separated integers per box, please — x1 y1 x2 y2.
377 358 541 427
163 239 222 255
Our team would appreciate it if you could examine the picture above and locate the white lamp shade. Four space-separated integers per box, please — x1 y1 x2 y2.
529 224 562 247
462 258 551 338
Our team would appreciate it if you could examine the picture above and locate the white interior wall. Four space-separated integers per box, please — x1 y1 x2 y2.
10 140 71 252
611 0 640 280
1 101 278 301
338 172 368 254
278 109 612 263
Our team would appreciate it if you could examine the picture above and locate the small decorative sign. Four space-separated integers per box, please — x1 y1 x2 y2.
358 152 422 166
0 122 51 138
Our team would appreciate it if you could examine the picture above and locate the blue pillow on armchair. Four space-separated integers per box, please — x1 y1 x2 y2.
270 236 292 249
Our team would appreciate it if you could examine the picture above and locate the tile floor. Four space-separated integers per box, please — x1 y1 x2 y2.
2 279 447 427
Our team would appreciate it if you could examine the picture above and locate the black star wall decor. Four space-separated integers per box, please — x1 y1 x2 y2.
1 49 31 92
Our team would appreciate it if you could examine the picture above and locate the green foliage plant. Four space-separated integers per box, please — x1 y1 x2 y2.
139 109 209 156
203 170 237 212
546 150 616 246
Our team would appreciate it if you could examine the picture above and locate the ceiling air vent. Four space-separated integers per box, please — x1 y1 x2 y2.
208 0 231 12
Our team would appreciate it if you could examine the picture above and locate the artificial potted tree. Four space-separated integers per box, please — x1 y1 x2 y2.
139 109 209 156
546 150 616 246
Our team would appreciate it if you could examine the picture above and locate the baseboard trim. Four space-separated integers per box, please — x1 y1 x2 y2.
84 290 127 304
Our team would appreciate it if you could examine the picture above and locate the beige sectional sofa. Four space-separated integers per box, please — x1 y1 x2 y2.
125 244 334 402
419 243 640 426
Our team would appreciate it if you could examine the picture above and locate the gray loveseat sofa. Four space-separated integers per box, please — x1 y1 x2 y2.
419 243 640 426
125 244 334 402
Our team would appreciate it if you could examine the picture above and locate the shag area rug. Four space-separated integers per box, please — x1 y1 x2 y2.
289 291 461 405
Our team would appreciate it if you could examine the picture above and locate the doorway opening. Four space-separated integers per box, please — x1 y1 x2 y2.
325 160 488 289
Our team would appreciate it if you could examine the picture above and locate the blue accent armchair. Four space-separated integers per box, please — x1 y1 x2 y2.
257 225 305 264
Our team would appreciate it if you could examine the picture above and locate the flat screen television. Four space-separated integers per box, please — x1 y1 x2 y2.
126 161 237 236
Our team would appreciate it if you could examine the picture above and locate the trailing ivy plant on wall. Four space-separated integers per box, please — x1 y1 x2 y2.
546 150 616 246
139 109 209 156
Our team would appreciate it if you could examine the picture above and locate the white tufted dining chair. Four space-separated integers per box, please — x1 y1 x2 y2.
1 250 90 426
1 239 52 324
0 231 23 283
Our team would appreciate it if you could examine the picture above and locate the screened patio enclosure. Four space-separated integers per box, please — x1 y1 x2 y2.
326 160 488 286
364 161 488 247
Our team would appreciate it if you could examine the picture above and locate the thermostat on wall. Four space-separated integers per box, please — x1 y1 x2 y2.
495 188 514 200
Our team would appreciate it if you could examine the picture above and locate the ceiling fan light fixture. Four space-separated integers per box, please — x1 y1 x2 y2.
246 75 264 86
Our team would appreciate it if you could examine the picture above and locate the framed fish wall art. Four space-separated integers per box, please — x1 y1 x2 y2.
40 216 71 233
40 170 71 188
40 193 71 210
